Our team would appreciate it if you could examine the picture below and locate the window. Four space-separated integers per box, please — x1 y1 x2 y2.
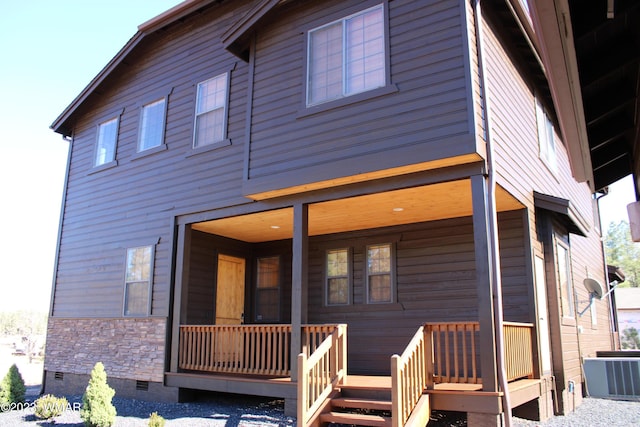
326 249 350 305
94 117 119 166
536 99 557 172
194 73 228 148
556 241 573 318
255 257 280 321
138 98 167 152
366 243 393 303
124 246 153 316
307 4 386 106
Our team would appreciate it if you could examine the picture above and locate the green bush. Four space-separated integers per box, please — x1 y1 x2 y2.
34 394 69 419
148 411 166 427
0 364 26 410
80 362 116 427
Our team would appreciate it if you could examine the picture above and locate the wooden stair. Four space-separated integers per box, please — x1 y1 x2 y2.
318 379 393 427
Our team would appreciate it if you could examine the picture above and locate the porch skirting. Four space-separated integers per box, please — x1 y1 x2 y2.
165 372 298 415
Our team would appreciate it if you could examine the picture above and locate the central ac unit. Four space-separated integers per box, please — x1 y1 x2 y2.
583 357 640 400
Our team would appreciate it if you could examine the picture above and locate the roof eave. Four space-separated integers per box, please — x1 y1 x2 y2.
138 0 217 33
529 0 595 192
50 32 145 137
51 0 217 137
221 0 280 59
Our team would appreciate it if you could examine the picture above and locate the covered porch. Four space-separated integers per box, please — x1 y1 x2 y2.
167 169 544 425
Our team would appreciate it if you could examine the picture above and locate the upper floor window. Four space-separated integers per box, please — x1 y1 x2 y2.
536 99 557 173
194 73 229 148
94 117 119 167
326 248 350 305
366 243 394 303
124 245 154 316
307 4 386 106
138 98 167 152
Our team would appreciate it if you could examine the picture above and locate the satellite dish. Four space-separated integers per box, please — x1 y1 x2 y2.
583 278 604 299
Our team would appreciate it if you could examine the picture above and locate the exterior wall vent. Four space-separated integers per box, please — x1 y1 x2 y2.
584 358 640 399
54 372 64 380
136 380 149 391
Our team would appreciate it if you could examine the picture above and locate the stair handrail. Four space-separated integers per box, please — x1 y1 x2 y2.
391 325 429 427
297 324 347 427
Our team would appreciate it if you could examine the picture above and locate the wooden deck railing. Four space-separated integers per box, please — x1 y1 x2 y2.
503 322 535 381
297 324 347 427
426 322 481 384
178 324 337 376
391 326 429 427
424 321 535 385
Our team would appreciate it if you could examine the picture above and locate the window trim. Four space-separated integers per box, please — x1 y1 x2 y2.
324 248 352 306
304 2 390 108
536 98 557 174
91 108 124 170
137 97 168 154
192 72 232 150
123 245 155 317
555 238 574 321
365 242 395 304
254 255 281 322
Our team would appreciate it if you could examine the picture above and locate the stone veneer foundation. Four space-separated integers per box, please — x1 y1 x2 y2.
44 317 178 401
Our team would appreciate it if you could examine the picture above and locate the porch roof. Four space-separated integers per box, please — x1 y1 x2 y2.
533 191 589 236
192 179 524 242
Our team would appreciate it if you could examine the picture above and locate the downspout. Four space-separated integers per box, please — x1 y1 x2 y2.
473 1 512 425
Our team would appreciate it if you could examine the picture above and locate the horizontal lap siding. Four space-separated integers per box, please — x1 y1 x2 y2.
248 0 475 185
186 231 218 326
306 212 527 374
52 1 254 317
478 10 611 389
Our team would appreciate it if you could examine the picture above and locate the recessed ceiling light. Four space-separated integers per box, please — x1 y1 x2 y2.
270 225 281 229
393 207 404 212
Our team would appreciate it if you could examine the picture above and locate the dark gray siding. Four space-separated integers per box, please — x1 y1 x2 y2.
246 0 477 195
477 5 611 402
52 1 255 317
52 0 481 318
303 211 527 374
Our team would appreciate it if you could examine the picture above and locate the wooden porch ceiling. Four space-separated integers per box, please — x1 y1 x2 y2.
192 180 523 243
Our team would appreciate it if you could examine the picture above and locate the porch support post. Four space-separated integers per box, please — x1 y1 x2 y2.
170 223 191 373
290 203 309 382
471 174 498 392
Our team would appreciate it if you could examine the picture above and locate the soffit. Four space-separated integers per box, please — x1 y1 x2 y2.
568 0 640 191
192 180 524 242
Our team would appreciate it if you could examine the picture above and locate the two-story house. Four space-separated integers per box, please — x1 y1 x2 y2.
44 1 621 426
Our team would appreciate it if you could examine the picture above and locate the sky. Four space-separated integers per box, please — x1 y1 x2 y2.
0 1 182 312
0 1 635 314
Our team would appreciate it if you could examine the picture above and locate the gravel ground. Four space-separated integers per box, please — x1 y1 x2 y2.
0 392 296 426
0 391 638 426
512 397 640 427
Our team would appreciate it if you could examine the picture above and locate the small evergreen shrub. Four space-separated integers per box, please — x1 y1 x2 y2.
0 364 26 410
80 362 117 427
148 411 166 427
34 394 68 419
